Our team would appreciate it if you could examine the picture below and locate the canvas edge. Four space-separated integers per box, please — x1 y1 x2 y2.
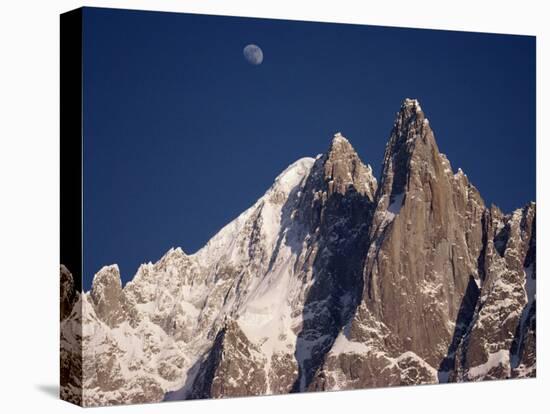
60 7 84 407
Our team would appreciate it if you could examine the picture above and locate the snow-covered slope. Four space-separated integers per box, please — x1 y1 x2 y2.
60 99 536 407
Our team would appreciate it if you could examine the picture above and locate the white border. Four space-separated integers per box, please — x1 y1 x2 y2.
0 1 547 412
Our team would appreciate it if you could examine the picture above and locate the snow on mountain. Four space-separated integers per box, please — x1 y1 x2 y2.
60 100 536 407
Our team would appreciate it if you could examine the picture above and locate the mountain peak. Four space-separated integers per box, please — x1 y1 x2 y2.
375 98 440 211
268 157 315 201
402 97 422 111
394 97 426 128
331 131 350 144
327 132 356 156
90 264 125 327
323 133 377 199
328 132 355 157
92 264 121 290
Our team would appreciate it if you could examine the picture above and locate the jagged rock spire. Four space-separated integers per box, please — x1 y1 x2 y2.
378 98 437 204
323 132 377 200
355 98 490 368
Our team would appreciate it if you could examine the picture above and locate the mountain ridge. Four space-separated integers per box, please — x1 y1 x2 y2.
60 98 536 406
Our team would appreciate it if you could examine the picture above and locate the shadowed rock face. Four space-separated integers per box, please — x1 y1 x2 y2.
61 99 536 407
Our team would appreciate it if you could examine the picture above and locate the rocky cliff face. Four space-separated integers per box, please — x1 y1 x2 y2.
60 99 536 406
309 99 535 390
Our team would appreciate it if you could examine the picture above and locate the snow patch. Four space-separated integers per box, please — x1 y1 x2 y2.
467 349 509 379
330 332 369 354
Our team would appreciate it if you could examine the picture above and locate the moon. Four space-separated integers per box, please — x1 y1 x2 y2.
243 44 263 65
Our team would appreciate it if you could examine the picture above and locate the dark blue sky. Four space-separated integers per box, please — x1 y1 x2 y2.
82 7 535 290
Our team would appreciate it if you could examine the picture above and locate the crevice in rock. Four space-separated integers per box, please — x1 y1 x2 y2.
437 275 480 382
